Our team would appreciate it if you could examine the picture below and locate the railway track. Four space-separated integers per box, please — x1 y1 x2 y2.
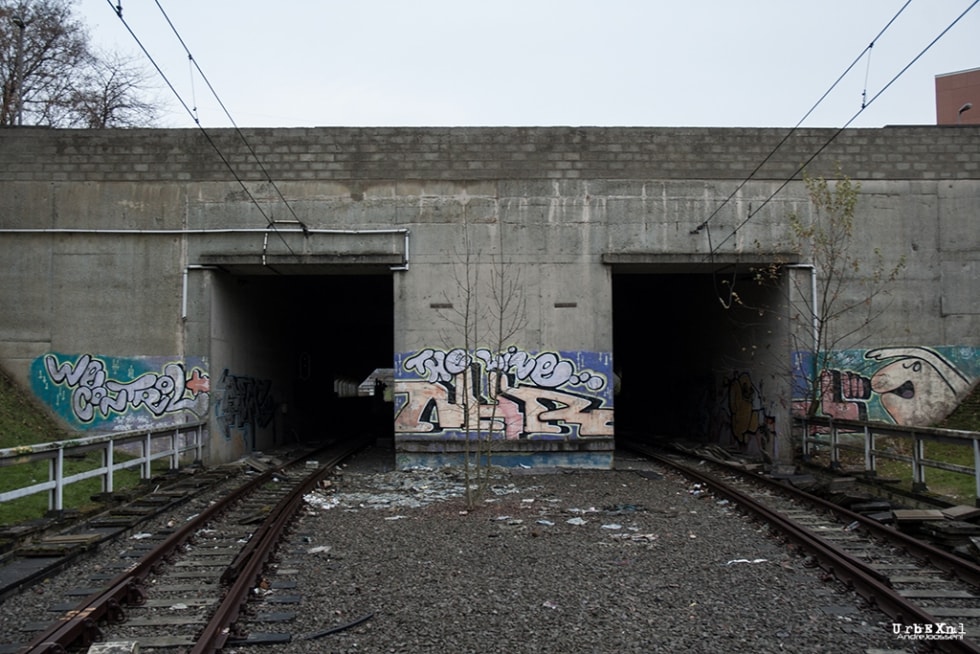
0 466 239 604
626 441 980 653
6 439 978 652
2 440 364 654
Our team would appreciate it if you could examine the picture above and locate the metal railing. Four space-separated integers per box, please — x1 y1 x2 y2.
797 415 980 504
0 421 208 512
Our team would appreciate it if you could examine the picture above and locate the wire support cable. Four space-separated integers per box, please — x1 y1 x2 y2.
704 0 978 258
150 0 310 235
103 0 301 256
690 1 913 237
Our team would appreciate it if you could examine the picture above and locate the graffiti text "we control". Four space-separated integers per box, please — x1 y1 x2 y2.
44 354 209 423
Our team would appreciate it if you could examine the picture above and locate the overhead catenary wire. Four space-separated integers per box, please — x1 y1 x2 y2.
698 0 910 309
149 0 309 235
103 0 303 255
689 0 913 238
703 0 978 258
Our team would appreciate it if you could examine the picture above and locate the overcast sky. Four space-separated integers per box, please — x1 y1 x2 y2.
74 1 979 129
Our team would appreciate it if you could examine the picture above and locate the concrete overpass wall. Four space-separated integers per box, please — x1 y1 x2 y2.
0 126 977 466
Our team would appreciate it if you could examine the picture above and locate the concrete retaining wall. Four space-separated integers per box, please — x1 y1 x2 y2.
1 126 977 466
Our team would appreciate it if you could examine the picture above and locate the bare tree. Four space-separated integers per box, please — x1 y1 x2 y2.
68 49 160 128
1 0 160 127
439 216 527 510
472 243 527 498
784 167 905 418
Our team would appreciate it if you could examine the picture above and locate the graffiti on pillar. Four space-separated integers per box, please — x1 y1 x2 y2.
31 352 209 431
394 347 613 440
792 346 979 426
213 369 276 445
717 371 775 457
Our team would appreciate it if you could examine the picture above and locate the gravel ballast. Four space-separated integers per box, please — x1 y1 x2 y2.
246 449 916 654
0 448 922 653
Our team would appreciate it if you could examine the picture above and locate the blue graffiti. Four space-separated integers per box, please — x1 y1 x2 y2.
213 369 275 443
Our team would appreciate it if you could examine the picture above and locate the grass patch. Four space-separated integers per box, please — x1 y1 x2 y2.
0 368 72 447
805 384 980 504
807 433 977 503
0 455 156 525
0 368 163 525
876 440 975 503
937 383 980 432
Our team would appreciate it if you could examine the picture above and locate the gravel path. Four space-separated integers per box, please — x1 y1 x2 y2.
0 447 923 653
253 448 918 654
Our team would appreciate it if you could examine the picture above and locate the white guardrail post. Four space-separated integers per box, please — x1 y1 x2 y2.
974 438 980 508
53 447 64 512
829 420 840 470
911 432 926 492
170 429 179 469
0 422 207 514
143 432 153 478
104 438 115 493
794 415 980 503
864 424 875 477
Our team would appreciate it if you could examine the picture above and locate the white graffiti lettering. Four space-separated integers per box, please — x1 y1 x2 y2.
44 354 209 423
396 347 613 439
45 353 105 389
473 346 606 390
404 348 471 383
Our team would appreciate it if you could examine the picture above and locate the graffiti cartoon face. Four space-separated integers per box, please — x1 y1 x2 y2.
867 347 971 426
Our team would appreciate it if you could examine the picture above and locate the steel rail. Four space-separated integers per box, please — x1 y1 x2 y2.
20 468 270 654
628 441 980 589
19 443 352 654
751 457 980 588
193 443 361 653
629 444 980 654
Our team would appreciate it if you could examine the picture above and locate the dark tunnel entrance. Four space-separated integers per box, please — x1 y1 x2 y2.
210 272 393 452
612 272 728 444
283 275 394 446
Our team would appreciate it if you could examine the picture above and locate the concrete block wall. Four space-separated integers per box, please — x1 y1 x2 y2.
1 126 979 184
1 126 978 466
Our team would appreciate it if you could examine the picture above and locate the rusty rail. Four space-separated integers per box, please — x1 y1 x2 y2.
640 441 980 590
20 467 267 653
20 441 362 654
626 442 980 654
194 446 358 653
